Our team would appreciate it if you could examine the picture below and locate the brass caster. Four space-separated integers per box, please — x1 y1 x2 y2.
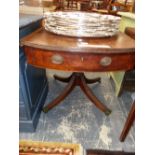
105 109 112 116
42 107 49 113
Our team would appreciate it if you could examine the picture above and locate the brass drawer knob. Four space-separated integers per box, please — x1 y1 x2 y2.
51 54 64 64
100 56 112 66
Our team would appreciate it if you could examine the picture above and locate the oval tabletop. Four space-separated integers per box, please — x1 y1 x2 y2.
20 28 135 54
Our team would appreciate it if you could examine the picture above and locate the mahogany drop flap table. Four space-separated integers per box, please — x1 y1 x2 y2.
20 28 135 115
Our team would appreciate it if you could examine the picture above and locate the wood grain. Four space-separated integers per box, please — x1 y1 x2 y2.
24 46 134 72
21 28 135 72
120 101 135 142
21 28 135 53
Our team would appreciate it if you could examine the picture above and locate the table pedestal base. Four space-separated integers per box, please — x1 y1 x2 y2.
43 72 111 115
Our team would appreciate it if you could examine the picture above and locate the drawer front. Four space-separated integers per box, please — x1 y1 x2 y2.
24 47 135 72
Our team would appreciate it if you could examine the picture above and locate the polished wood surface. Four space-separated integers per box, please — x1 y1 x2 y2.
120 101 135 142
21 28 134 53
125 27 135 40
21 28 135 72
24 46 134 72
43 73 111 115
21 28 135 115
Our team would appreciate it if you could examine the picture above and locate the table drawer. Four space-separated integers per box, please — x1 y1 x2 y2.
24 47 134 72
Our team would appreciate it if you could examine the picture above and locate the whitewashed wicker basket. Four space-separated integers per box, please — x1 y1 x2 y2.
43 11 121 38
